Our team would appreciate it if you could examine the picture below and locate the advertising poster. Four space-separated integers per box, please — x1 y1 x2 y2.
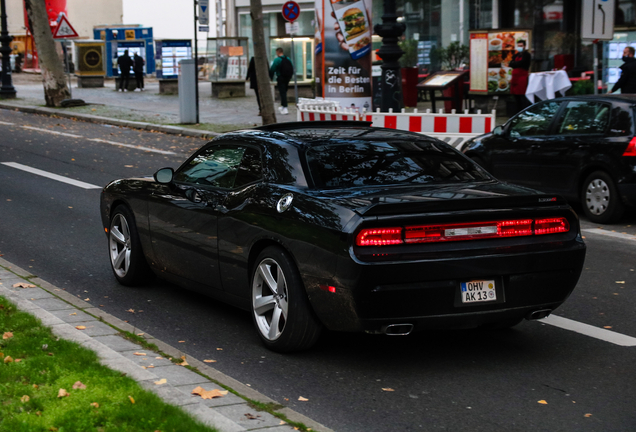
315 0 372 111
486 31 530 95
155 40 192 79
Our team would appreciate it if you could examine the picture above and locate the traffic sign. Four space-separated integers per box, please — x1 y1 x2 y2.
199 0 210 26
52 13 78 39
581 0 615 41
282 1 300 22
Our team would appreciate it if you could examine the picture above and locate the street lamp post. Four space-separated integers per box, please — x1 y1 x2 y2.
0 0 16 98
374 0 404 112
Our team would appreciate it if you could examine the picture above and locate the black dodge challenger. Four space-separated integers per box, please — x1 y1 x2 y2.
100 122 586 352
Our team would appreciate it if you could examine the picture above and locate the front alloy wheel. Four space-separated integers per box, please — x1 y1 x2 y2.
251 247 321 352
108 205 152 286
109 213 132 279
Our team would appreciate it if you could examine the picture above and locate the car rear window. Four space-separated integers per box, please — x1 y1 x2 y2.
305 140 490 189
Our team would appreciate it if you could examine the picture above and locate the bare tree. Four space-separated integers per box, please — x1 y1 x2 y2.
24 0 70 107
250 0 276 125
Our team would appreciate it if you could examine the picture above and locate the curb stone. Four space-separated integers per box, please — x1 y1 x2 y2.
0 102 221 140
0 257 334 432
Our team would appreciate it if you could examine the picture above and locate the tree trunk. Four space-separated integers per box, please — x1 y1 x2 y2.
24 0 70 107
250 0 276 125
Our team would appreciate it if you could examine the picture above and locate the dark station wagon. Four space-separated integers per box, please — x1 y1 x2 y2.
101 122 586 352
463 95 636 223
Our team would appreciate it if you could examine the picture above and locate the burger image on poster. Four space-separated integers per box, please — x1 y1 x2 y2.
331 0 371 60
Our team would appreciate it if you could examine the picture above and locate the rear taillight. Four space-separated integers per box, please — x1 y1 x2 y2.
623 137 636 156
356 217 570 246
534 217 570 235
356 228 403 246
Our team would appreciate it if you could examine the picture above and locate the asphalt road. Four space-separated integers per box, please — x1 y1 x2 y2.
1 110 635 432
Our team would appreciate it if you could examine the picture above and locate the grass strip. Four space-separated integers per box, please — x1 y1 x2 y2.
0 295 216 432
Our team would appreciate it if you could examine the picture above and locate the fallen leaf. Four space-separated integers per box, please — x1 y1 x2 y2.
36 411 41 416
191 386 228 399
0 352 3 359
15 358 22 363
21 395 29 403
279 421 287 425
84 298 90 301
154 379 167 385
128 395 135 404
298 396 309 401
155 357 163 360
57 389 69 398
4 356 13 363
178 340 185 343
147 365 154 368
33 384 38 389
69 313 77 316
12 283 36 288
616 281 626 284
75 326 86 330
137 333 144 336
604 326 612 329
3 332 13 339
245 413 260 420
133 352 147 356
180 355 189 366
382 388 395 392
72 381 87 390
216 348 223 350
584 413 593 418
126 309 135 313
203 359 217 363
125 165 134 168
538 400 548 405
91 402 99 408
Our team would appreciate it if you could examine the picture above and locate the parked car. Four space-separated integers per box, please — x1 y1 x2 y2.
100 122 586 352
463 95 636 223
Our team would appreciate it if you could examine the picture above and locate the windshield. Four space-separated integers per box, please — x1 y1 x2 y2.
305 140 491 189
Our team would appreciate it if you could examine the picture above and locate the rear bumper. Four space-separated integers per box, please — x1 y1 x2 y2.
310 239 586 332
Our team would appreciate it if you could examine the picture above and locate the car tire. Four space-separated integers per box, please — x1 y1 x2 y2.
251 246 322 352
108 205 153 286
581 171 624 224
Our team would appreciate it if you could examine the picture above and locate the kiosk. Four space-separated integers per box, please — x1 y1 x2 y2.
74 40 106 88
207 37 248 98
155 39 193 94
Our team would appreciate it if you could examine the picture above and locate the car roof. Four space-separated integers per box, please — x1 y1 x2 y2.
224 121 437 148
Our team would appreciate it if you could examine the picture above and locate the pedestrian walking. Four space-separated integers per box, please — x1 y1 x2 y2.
506 40 531 114
269 48 293 115
246 57 261 115
611 46 636 94
133 53 145 92
117 50 133 92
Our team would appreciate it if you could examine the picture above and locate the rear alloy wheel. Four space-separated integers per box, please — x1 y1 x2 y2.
581 171 624 224
109 205 153 286
251 246 322 352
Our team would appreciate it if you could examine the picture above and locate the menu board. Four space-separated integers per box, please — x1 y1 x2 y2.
469 33 488 92
418 71 466 89
469 30 530 95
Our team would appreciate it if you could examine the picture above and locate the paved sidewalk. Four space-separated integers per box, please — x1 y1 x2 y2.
0 257 333 432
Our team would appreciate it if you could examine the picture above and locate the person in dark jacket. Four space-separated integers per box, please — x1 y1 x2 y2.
117 50 133 92
612 46 636 94
133 53 145 91
507 39 531 114
246 57 261 115
269 48 292 115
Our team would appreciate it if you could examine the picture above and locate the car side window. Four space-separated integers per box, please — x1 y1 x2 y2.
508 101 561 138
555 101 610 135
175 145 246 188
234 147 263 188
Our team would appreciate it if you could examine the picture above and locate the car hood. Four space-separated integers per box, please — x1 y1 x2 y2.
309 181 567 216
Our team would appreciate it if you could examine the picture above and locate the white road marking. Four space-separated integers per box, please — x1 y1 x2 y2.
582 228 636 242
87 138 177 155
0 120 15 125
540 315 636 347
1 162 101 190
21 126 83 138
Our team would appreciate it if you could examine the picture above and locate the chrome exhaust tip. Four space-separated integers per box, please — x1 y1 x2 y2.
526 309 552 321
383 323 414 336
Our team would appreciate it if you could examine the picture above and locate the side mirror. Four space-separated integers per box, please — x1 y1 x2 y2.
154 167 174 184
493 125 504 136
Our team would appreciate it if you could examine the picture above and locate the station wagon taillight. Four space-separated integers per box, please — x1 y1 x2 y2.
623 137 636 156
355 217 570 246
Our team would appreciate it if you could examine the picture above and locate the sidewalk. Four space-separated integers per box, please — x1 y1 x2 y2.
0 73 510 139
0 257 333 432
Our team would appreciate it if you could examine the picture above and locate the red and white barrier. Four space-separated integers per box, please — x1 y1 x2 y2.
295 103 496 150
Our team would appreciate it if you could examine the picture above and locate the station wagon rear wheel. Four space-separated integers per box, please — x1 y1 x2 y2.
251 246 322 352
108 205 153 286
581 171 624 224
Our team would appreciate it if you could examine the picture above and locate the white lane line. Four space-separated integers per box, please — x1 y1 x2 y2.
582 228 636 242
1 162 101 190
87 138 177 155
0 120 15 126
21 126 83 138
540 315 636 347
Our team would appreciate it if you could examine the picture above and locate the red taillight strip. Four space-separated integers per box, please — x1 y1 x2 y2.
623 137 636 156
355 217 570 246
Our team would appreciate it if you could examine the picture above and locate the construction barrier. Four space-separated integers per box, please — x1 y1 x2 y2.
296 104 496 150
